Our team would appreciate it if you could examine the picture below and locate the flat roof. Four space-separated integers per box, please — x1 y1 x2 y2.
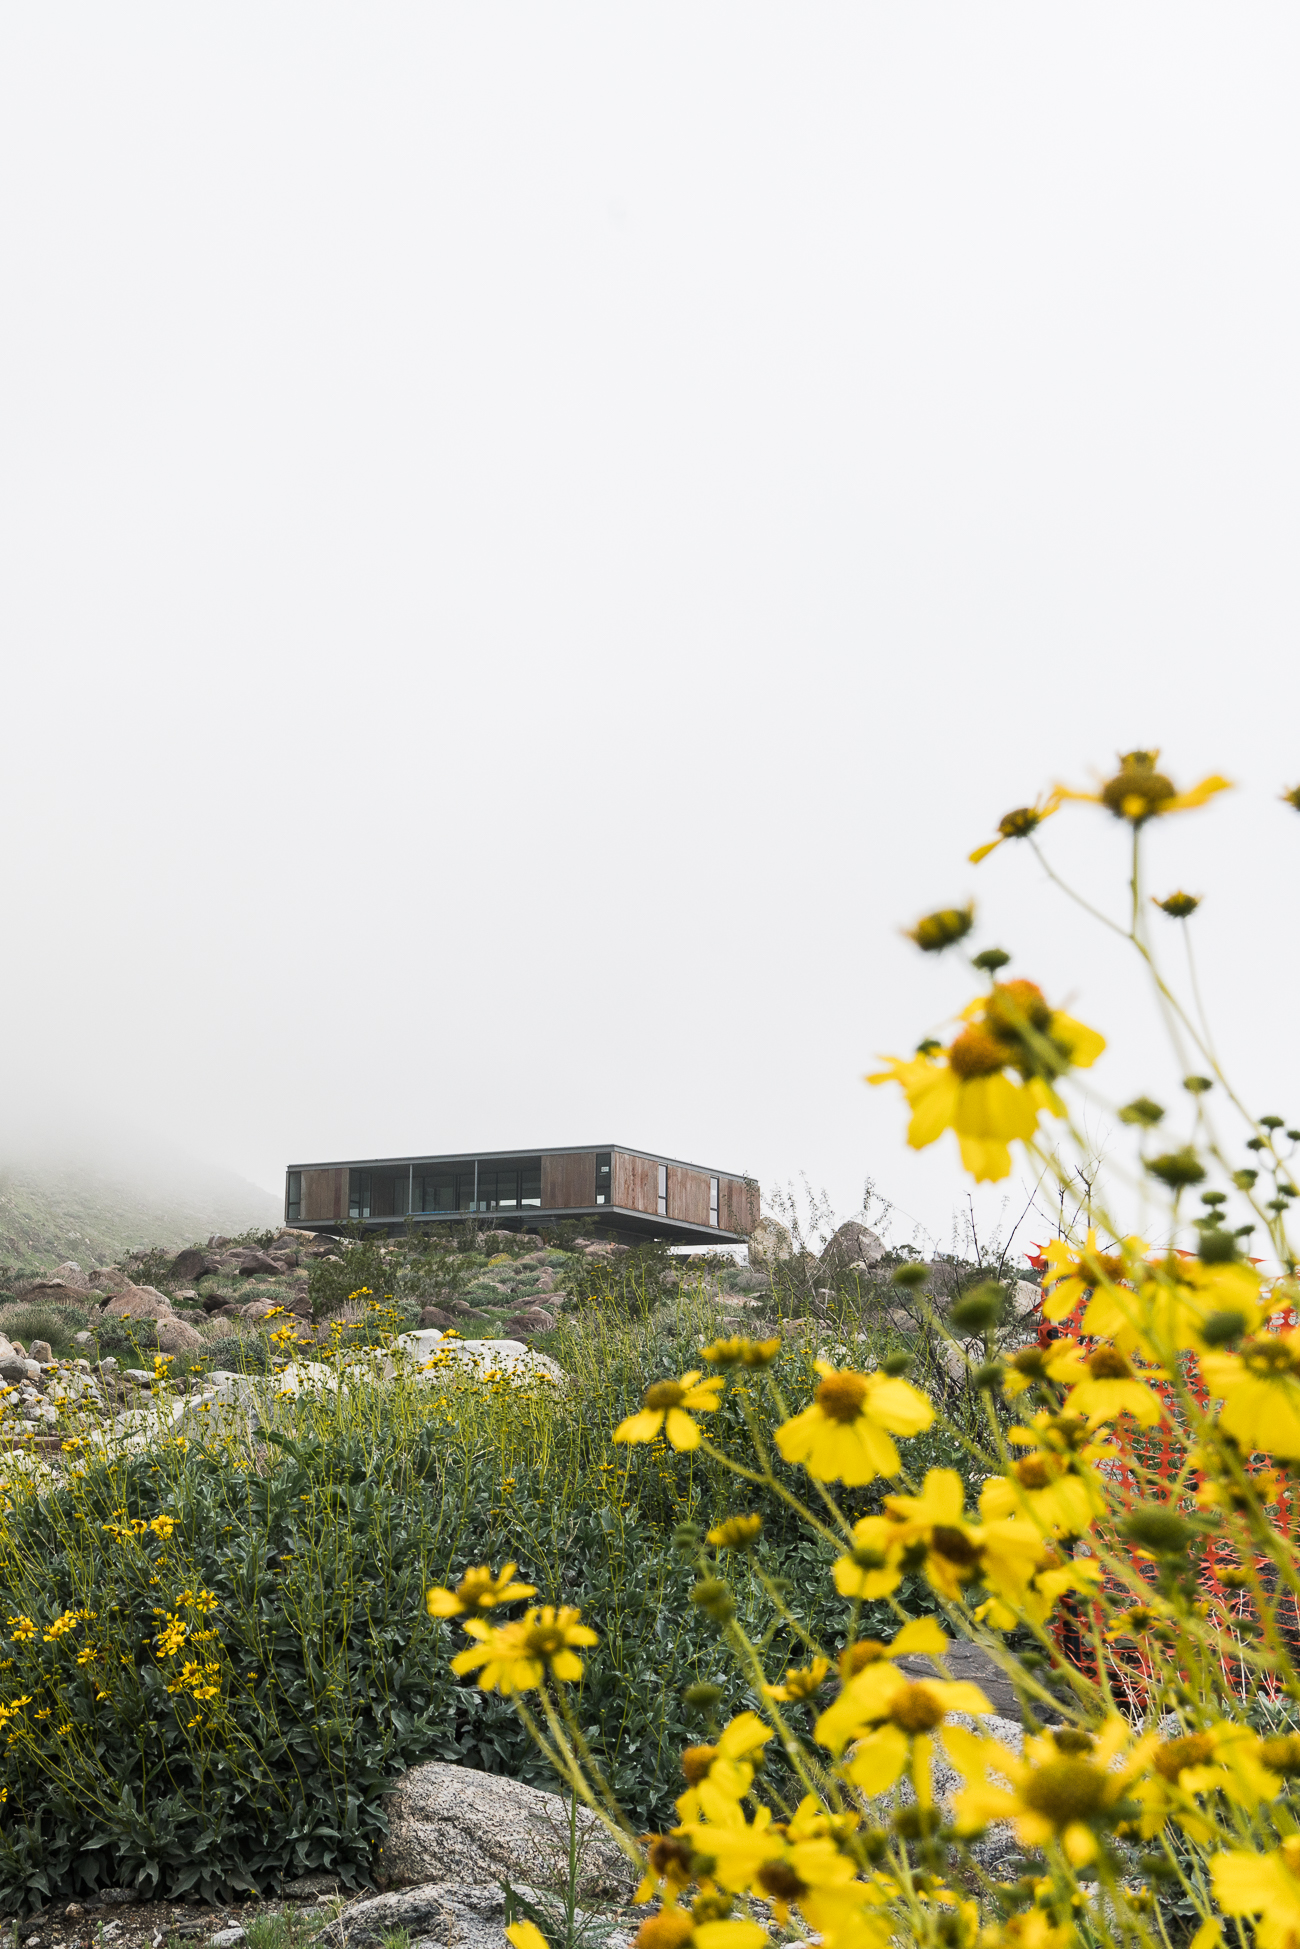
286 1143 754 1179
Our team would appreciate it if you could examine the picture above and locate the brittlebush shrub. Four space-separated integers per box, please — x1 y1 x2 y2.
439 753 1300 1949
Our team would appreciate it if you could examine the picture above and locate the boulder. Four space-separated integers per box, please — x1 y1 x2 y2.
504 1309 555 1337
747 1215 793 1269
15 1280 87 1305
418 1307 460 1329
89 1266 131 1294
240 1299 279 1323
394 1332 565 1386
104 1286 174 1321
28 1341 53 1365
169 1248 213 1283
819 1221 886 1272
236 1252 287 1278
48 1261 91 1289
155 1315 205 1355
377 1760 634 1899
201 1290 232 1314
317 1884 509 1949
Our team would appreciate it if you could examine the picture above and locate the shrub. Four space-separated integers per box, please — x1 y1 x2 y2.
0 1304 91 1358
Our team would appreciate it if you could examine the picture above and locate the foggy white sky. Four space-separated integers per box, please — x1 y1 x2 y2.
2 7 1298 1261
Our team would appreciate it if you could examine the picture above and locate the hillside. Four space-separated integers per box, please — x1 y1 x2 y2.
0 1159 282 1276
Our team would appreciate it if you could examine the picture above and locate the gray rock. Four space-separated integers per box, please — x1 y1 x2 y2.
28 1341 53 1365
379 1761 634 1900
208 1930 247 1948
103 1285 174 1321
49 1261 90 1288
282 1871 343 1900
894 1641 1024 1724
747 1215 793 1268
319 1883 627 1949
88 1267 130 1294
819 1221 886 1272
155 1314 205 1355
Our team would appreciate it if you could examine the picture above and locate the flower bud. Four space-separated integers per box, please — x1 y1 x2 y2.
1146 1148 1206 1189
890 1262 929 1289
880 1351 912 1377
948 1282 1005 1334
971 948 1011 972
1123 1504 1196 1555
1119 1097 1165 1127
682 1681 723 1715
1155 891 1200 918
688 1579 736 1624
905 905 974 953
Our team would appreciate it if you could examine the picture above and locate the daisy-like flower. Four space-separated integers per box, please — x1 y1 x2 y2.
1087 1254 1265 1360
980 1414 1112 1538
945 1718 1158 1867
506 1924 552 1949
815 1617 992 1804
969 795 1062 865
1056 749 1231 826
707 1515 763 1551
426 1561 537 1619
867 981 1104 1184
1040 1231 1134 1325
831 1515 905 1600
680 1795 859 1922
631 1908 767 1949
675 1711 774 1825
450 1604 597 1695
615 1372 725 1452
1132 1724 1279 1844
1042 1340 1165 1429
1202 1330 1300 1459
775 1363 933 1485
763 1658 830 1703
700 1337 780 1368
878 1468 1043 1607
1212 1837 1300 1949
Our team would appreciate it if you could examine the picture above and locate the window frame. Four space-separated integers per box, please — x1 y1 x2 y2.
657 1164 668 1217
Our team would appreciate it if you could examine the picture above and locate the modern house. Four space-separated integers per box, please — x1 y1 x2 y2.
284 1144 758 1247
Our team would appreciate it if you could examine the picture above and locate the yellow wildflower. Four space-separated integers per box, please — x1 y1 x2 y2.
1056 748 1230 826
1132 1724 1279 1844
832 1516 904 1600
1212 1837 1300 1949
775 1362 933 1484
631 1909 766 1949
946 1718 1156 1866
681 1795 858 1920
616 1372 725 1452
632 1832 697 1904
816 1618 991 1803
868 981 1104 1183
1203 1330 1300 1459
764 1658 830 1702
700 1337 780 1368
981 1414 1112 1536
969 795 1061 865
1043 1341 1165 1428
675 1711 775 1824
450 1604 596 1695
879 1468 1043 1607
426 1563 537 1619
707 1515 763 1551
149 1515 175 1540
1040 1231 1133 1324
1088 1255 1264 1360
8 1617 35 1643
506 1925 551 1949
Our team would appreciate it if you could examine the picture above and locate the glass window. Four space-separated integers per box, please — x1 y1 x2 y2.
349 1170 371 1221
458 1170 479 1212
496 1169 519 1211
417 1173 457 1213
595 1153 612 1206
521 1164 541 1208
657 1164 667 1217
287 1172 301 1224
709 1177 719 1226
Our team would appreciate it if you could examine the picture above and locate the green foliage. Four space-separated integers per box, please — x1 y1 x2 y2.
560 1242 674 1318
0 1304 91 1358
0 1286 957 1913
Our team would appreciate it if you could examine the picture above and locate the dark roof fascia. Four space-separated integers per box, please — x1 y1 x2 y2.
286 1144 755 1181
302 1205 747 1246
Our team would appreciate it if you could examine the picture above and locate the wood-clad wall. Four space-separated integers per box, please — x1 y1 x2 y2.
613 1152 659 1214
301 1168 347 1223
720 1177 759 1234
541 1152 597 1210
667 1165 711 1226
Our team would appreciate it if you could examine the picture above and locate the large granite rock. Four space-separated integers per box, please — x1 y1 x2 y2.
154 1314 205 1355
103 1285 174 1320
394 1331 565 1385
316 1883 632 1949
819 1221 886 1272
377 1760 634 1900
747 1215 793 1268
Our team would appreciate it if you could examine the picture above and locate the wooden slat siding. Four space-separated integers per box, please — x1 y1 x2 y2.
301 1168 347 1224
720 1178 758 1234
542 1152 597 1211
667 1166 712 1226
613 1151 659 1214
